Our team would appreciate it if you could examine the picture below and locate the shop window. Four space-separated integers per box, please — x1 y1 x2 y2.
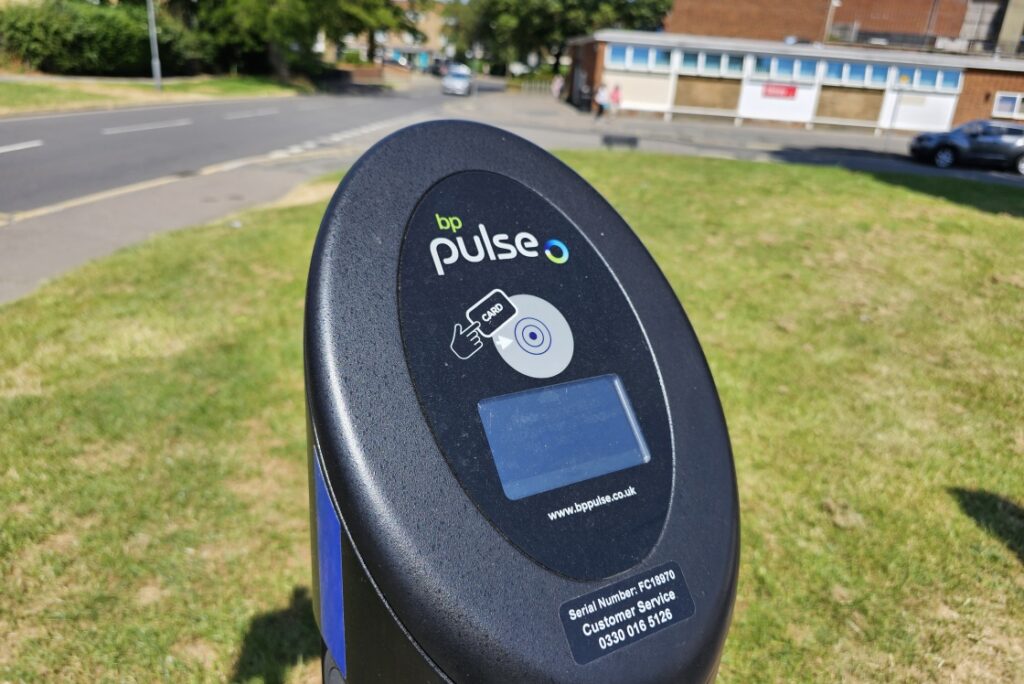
631 47 651 70
653 49 671 70
847 63 867 84
825 61 844 82
703 53 722 75
895 67 915 87
918 68 938 88
774 57 795 80
870 65 889 86
608 45 627 67
939 70 961 91
726 55 744 75
754 56 771 75
682 52 699 72
798 60 818 81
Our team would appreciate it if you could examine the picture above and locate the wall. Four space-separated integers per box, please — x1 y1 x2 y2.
817 86 886 121
834 0 969 37
674 76 741 109
738 81 818 122
664 0 829 41
664 0 974 41
605 71 671 108
879 90 959 129
953 68 1024 123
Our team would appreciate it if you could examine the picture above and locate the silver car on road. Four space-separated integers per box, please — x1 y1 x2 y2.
441 66 474 97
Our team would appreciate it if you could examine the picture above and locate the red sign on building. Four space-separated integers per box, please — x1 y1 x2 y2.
762 83 797 99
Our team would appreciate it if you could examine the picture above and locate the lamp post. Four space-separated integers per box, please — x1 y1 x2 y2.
823 0 842 43
145 0 163 91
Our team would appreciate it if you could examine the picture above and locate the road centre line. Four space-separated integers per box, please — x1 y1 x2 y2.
0 139 43 155
2 112 429 226
223 108 279 120
102 118 193 135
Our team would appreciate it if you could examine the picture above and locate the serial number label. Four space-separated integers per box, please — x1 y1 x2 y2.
559 562 694 665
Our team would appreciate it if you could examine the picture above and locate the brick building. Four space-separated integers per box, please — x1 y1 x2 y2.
664 0 832 43
663 0 1024 53
568 30 1024 131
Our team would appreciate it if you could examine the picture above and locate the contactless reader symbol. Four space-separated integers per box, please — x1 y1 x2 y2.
494 294 574 378
450 289 517 360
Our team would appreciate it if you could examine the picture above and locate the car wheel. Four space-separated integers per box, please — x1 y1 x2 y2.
933 146 956 169
1015 155 1024 175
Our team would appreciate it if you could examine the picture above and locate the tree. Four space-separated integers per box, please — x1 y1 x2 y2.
446 0 670 71
323 0 422 64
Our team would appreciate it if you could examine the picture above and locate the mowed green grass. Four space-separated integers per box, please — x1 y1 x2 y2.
0 76 306 116
129 75 313 97
1 153 1022 682
0 81 115 112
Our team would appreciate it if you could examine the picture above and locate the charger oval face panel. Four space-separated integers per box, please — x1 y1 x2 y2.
398 170 673 580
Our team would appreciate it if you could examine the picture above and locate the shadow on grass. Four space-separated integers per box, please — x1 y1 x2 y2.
231 586 321 684
768 146 1024 218
949 487 1024 565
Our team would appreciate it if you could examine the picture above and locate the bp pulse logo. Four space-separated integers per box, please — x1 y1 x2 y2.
431 214 569 276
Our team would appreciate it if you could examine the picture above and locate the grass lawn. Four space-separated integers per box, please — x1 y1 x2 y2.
0 75 308 117
0 81 116 113
1 153 1022 682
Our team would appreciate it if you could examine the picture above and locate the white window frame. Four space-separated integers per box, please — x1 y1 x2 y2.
915 67 940 90
679 50 700 74
606 44 629 70
650 48 672 73
701 52 724 77
627 45 652 72
868 64 891 88
751 55 773 78
723 53 745 78
823 60 845 84
891 66 963 93
936 69 962 92
771 56 797 81
993 91 1024 119
796 58 818 83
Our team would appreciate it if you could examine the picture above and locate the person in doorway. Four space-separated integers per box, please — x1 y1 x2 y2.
594 83 610 120
610 84 622 117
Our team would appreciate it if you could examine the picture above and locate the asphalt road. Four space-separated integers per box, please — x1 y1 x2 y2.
0 87 446 213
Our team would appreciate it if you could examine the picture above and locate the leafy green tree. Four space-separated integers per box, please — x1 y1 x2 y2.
323 0 421 64
446 0 670 71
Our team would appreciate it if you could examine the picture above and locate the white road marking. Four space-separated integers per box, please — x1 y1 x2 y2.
2 112 428 227
0 139 44 155
223 107 279 121
102 118 193 135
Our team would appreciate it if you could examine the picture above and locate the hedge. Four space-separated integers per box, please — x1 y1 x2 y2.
0 0 204 76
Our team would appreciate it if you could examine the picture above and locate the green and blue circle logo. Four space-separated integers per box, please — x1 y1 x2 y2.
544 239 569 265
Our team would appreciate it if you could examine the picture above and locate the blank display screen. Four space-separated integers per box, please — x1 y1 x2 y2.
478 374 651 500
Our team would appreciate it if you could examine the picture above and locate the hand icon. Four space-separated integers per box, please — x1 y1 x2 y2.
450 321 483 360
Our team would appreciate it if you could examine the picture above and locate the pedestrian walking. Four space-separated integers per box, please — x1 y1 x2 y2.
594 83 610 120
610 84 622 117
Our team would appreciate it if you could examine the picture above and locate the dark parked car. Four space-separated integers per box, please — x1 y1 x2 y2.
910 120 1024 174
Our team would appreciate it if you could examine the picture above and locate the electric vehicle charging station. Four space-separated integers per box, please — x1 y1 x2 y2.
305 121 739 683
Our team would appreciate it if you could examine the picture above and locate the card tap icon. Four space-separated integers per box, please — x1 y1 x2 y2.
450 289 518 360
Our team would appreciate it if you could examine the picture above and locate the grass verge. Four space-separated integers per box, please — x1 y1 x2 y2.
1 153 1022 681
0 75 310 117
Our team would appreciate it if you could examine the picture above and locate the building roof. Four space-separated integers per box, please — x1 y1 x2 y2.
571 29 1024 73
